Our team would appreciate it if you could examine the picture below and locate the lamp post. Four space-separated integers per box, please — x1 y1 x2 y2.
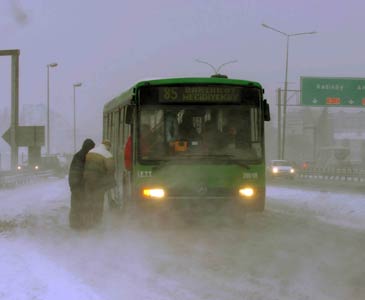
73 82 82 153
46 62 58 155
262 23 316 159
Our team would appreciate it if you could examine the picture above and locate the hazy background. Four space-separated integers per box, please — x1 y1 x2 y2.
1 0 364 163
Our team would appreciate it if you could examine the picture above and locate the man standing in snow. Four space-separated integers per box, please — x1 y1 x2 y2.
83 139 115 227
68 138 95 229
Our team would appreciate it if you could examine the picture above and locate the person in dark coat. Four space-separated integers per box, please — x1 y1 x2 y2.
68 138 95 229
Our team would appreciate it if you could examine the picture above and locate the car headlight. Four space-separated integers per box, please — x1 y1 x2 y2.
142 188 165 199
239 187 255 198
272 167 278 173
290 168 295 173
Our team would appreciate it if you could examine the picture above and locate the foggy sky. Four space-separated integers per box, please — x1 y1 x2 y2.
1 0 364 153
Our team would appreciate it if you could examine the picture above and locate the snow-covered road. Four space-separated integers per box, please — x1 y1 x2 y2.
0 179 364 300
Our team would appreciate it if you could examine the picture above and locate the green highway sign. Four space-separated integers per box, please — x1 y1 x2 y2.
301 77 365 107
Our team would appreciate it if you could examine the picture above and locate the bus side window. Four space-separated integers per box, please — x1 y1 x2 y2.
125 105 133 124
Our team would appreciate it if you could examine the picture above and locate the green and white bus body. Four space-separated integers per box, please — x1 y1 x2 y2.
103 77 270 215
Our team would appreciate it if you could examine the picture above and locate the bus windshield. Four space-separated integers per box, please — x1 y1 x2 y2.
138 105 263 162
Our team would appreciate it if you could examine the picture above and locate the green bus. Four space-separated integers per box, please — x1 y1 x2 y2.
103 76 270 218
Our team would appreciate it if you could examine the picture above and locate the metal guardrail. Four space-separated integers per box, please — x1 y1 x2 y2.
298 167 365 182
2 166 364 189
0 170 54 189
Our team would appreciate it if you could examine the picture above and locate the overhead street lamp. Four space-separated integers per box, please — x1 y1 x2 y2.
262 23 316 159
73 82 82 153
46 62 58 155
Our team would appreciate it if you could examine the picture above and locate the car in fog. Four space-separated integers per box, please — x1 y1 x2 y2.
16 163 40 172
16 155 68 178
268 159 296 179
37 155 68 178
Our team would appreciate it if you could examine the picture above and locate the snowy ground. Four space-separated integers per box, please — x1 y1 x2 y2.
0 179 364 300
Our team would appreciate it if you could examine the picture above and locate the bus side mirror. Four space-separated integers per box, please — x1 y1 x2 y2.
125 105 133 124
263 100 270 121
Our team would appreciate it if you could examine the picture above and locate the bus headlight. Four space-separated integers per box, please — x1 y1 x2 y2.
142 188 165 199
34 165 39 170
17 165 22 171
272 167 278 173
239 187 255 198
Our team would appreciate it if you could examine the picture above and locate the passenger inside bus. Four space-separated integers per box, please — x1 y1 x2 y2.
178 110 200 141
140 124 164 158
165 112 179 142
166 110 201 153
201 120 225 152
199 109 252 158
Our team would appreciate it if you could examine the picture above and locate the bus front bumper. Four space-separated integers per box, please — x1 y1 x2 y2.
135 187 265 212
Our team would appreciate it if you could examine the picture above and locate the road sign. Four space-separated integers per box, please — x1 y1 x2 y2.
2 126 45 147
301 77 365 106
16 126 45 146
2 128 11 144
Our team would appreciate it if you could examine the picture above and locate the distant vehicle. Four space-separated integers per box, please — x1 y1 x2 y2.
37 155 68 178
268 159 296 179
17 155 68 178
16 163 39 172
16 164 25 171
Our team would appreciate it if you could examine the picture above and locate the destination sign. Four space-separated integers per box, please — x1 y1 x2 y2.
158 86 243 103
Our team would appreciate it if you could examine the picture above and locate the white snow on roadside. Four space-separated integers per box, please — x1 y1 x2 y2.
0 180 101 300
267 185 365 230
0 237 101 300
0 179 68 220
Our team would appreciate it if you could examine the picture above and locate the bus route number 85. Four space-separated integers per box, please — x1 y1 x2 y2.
163 87 178 101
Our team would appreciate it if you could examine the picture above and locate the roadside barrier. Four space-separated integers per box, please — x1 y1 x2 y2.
298 167 365 182
0 170 54 189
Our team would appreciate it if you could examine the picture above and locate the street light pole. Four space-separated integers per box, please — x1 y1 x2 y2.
73 82 82 153
262 23 316 159
282 35 290 160
46 62 58 155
